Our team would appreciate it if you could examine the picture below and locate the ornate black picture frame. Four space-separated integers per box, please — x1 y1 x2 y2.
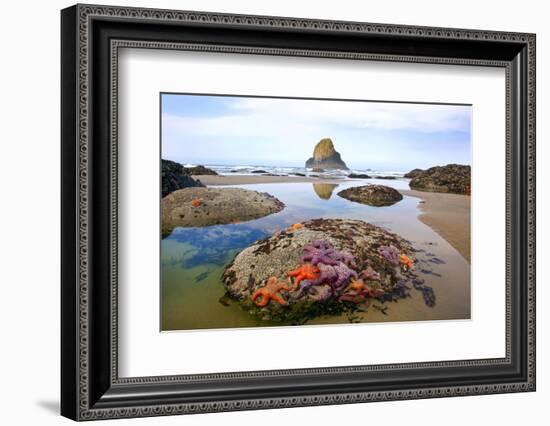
61 3 536 421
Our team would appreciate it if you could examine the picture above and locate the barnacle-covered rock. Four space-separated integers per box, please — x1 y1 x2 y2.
161 187 285 237
337 184 403 207
409 164 470 194
222 218 427 322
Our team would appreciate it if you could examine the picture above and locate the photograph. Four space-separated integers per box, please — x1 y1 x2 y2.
55 2 536 421
160 94 472 331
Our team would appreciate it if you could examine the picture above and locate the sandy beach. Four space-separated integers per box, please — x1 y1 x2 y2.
195 174 345 186
401 190 470 262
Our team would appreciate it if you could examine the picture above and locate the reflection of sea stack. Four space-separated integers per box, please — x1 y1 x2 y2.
312 183 339 200
305 138 349 170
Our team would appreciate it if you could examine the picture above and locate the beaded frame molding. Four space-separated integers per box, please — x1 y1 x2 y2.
61 4 536 421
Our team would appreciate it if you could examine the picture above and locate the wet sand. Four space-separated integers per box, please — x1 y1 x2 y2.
195 174 344 186
401 190 470 262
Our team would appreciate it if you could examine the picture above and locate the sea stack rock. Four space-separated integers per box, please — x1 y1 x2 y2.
305 138 349 170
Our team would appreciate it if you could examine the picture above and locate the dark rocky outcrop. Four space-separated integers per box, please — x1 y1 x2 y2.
404 168 423 178
305 138 349 170
348 173 371 179
183 165 218 175
161 187 285 237
409 164 471 194
338 185 403 207
162 159 204 197
251 170 268 174
375 176 397 180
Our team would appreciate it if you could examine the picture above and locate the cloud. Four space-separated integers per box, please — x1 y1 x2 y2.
227 97 471 133
161 95 471 169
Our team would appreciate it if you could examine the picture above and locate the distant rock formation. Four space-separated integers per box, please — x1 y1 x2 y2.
404 168 423 178
305 138 348 170
183 165 218 175
409 164 471 194
338 185 403 207
162 159 204 197
348 173 371 179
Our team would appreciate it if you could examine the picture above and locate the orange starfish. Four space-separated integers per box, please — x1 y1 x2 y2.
341 278 384 301
191 198 202 207
252 277 290 307
399 254 414 270
287 263 320 289
348 278 367 293
288 223 304 232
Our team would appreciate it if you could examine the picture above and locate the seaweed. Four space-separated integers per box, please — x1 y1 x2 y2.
195 271 210 282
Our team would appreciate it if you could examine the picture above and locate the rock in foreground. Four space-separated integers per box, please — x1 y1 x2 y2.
162 187 285 236
223 219 432 323
409 164 470 194
162 159 204 197
337 185 403 207
305 138 349 170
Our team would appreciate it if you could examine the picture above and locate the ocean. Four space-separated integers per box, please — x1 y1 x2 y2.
183 164 406 179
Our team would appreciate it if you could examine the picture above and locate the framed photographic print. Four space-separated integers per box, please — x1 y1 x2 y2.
61 4 536 421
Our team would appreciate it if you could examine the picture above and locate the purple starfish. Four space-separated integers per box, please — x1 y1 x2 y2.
300 263 338 293
378 245 400 265
307 285 332 302
300 261 357 298
332 250 357 269
301 239 356 268
333 262 358 292
301 240 338 266
361 266 381 281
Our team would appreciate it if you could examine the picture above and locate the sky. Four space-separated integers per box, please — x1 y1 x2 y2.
161 94 471 172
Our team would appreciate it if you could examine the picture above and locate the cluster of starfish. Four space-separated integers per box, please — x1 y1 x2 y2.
290 240 360 301
250 239 429 309
298 262 358 300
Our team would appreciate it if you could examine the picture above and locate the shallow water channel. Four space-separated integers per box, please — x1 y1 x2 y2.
161 179 470 331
